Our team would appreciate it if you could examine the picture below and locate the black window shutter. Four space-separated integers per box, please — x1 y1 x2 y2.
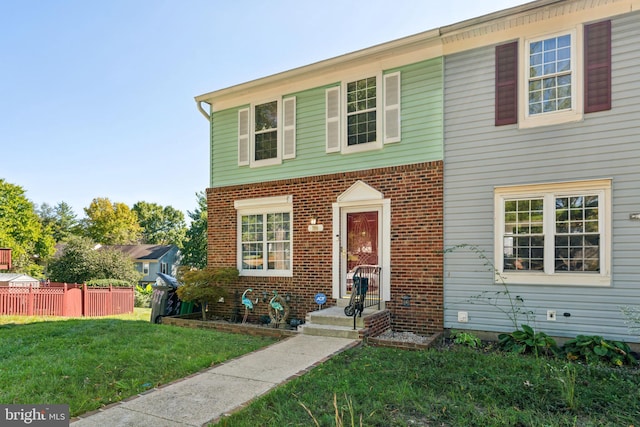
495 41 518 126
584 20 612 113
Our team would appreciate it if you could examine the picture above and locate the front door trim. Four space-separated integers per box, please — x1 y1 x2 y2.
332 181 390 301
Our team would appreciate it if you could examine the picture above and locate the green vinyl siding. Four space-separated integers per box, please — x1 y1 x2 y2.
210 57 443 188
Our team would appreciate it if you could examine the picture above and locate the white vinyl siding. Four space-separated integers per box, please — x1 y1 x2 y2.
237 108 250 166
282 97 296 159
384 72 401 143
325 86 341 153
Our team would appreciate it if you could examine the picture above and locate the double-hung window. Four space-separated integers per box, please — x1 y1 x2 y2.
527 33 573 116
234 196 293 277
495 180 611 286
238 97 296 167
495 20 611 127
326 71 400 153
346 77 378 147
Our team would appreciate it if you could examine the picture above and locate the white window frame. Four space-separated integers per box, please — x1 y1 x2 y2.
342 73 383 154
142 262 149 275
326 71 401 155
494 180 611 286
519 26 583 129
251 99 282 167
234 195 293 277
238 97 296 168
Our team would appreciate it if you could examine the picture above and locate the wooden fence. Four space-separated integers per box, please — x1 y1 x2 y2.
0 283 134 317
0 248 11 270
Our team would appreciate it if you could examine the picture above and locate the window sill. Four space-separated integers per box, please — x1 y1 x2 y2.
498 272 610 287
518 110 583 129
240 270 293 278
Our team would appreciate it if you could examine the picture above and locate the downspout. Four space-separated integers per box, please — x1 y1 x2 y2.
197 101 211 120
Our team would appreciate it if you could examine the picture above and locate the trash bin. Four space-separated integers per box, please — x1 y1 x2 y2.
150 273 182 323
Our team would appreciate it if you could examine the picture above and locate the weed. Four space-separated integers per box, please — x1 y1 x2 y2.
548 363 578 410
450 329 481 348
300 393 362 427
443 244 534 330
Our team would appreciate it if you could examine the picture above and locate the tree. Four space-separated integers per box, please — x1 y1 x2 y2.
46 236 96 283
0 179 55 276
47 236 142 284
132 201 187 246
84 198 142 245
37 201 79 242
181 192 207 269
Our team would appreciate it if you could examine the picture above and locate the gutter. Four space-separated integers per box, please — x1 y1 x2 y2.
196 100 210 121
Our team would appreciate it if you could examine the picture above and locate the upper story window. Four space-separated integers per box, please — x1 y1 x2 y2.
238 97 296 167
495 180 611 286
495 20 611 128
326 72 400 154
528 34 572 116
254 101 278 161
347 77 377 146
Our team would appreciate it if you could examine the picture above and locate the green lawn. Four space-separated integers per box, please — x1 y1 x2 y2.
213 344 640 426
0 308 277 417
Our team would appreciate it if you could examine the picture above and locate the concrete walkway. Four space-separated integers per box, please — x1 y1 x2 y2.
71 334 359 427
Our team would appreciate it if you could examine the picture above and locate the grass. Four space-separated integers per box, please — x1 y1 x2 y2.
0 308 277 417
213 343 640 427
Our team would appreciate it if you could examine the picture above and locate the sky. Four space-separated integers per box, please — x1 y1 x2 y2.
1 0 530 219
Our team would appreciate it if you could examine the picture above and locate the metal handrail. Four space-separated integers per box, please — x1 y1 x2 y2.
345 265 381 330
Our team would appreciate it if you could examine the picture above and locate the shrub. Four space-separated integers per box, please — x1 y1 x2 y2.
562 335 636 366
176 267 237 321
135 284 153 308
86 279 132 287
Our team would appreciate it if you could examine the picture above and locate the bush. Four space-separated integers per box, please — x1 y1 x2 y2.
135 284 153 308
176 267 237 321
86 279 132 287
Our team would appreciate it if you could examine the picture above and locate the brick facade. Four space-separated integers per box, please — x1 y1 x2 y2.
206 160 443 335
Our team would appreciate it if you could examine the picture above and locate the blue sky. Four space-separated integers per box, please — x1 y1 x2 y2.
1 0 528 219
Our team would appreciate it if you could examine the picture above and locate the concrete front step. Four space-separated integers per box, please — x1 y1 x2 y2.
301 305 383 339
306 305 365 328
299 323 361 339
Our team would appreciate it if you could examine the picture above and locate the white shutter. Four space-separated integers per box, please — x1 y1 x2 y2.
282 97 296 159
383 72 401 144
325 86 341 153
237 108 250 166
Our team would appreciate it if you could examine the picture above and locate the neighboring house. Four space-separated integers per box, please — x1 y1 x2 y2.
0 273 39 287
442 0 640 342
196 27 445 334
108 245 180 285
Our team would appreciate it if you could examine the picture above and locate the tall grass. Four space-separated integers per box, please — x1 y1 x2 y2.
214 344 640 426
